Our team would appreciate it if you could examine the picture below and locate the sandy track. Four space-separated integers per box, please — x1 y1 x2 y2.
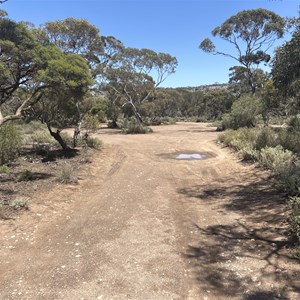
0 122 299 299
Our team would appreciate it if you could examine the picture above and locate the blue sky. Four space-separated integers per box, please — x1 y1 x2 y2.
2 0 299 87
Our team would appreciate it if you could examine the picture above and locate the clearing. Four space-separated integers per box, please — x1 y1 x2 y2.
0 122 299 299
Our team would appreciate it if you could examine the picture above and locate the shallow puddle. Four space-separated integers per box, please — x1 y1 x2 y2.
158 150 216 160
176 153 206 160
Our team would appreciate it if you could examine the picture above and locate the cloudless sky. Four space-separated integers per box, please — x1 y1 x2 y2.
2 0 300 87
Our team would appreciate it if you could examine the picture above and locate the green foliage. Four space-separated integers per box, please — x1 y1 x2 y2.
277 127 300 154
219 127 300 195
82 114 100 132
221 95 262 129
0 124 22 165
200 9 285 93
218 128 260 160
255 127 278 150
287 115 300 132
118 118 152 134
272 25 300 99
18 170 35 181
42 17 102 58
229 66 268 96
101 46 177 123
0 164 9 173
259 146 294 176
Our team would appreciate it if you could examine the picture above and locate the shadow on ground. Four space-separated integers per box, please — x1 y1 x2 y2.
178 172 300 299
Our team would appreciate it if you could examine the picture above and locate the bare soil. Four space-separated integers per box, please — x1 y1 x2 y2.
0 122 299 299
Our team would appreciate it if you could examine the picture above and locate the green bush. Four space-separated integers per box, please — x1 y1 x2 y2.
279 161 300 195
238 147 259 161
0 124 22 165
0 164 9 173
277 128 300 154
218 128 258 150
82 114 100 132
218 128 260 160
18 170 35 181
259 146 300 194
255 127 278 150
287 115 300 132
221 95 263 130
259 146 294 176
118 118 152 134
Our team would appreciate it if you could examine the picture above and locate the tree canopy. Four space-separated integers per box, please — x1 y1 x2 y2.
0 15 93 138
99 47 177 122
199 9 285 94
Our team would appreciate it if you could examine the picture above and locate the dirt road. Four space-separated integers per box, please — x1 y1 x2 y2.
0 123 299 299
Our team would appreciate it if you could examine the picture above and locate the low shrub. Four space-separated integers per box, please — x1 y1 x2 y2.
119 118 152 134
0 164 9 173
277 129 300 154
238 147 259 161
0 124 22 165
18 169 35 181
279 161 300 195
57 163 78 184
160 117 176 125
9 197 29 211
287 115 300 132
218 128 259 151
259 146 300 195
221 95 263 130
255 127 278 150
219 128 300 194
259 146 294 176
85 136 102 150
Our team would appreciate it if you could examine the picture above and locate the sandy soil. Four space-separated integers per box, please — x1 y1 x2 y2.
0 122 299 299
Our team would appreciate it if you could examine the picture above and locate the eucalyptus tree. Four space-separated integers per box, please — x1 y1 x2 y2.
229 66 268 96
29 51 93 150
41 18 102 64
199 9 285 94
272 25 300 98
0 17 47 126
272 24 300 115
99 47 178 123
0 16 93 150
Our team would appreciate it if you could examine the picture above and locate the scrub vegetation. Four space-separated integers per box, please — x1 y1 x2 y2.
1 2 300 262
